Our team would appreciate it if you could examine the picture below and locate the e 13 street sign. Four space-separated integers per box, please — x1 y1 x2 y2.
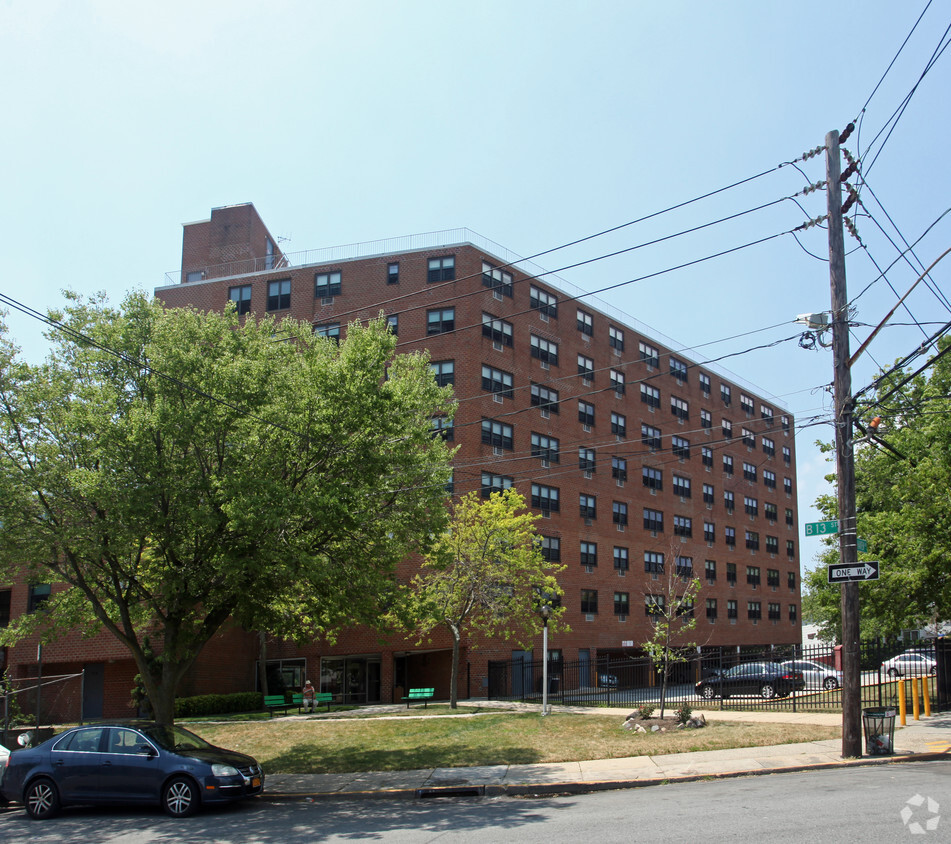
828 561 880 583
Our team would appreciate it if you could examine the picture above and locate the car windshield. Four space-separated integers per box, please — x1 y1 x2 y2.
140 725 213 752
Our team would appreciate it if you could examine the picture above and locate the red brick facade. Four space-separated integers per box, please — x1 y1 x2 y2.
0 203 802 717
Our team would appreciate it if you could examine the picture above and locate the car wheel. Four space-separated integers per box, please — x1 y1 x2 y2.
24 777 60 820
823 677 839 690
163 776 199 818
701 685 716 700
760 683 776 699
887 668 899 678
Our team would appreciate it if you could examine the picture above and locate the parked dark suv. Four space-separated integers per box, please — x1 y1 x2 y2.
695 662 806 700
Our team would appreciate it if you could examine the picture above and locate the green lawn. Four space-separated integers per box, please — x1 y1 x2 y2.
192 710 840 774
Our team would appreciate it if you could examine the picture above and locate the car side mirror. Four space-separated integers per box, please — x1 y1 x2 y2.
138 744 157 756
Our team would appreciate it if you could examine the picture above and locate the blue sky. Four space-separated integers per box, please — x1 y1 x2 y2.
2 0 949 572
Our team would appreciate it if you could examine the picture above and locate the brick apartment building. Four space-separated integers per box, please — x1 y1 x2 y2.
0 203 802 717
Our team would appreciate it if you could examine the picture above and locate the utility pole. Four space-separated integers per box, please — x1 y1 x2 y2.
826 128 862 758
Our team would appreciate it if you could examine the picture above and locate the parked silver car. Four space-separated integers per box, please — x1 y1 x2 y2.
781 659 843 691
881 652 936 678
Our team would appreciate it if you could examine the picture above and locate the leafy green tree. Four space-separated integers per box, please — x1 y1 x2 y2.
806 337 951 639
0 293 454 725
642 553 703 719
396 489 565 708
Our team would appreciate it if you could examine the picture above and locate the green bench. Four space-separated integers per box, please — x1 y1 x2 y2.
304 692 334 712
403 687 435 708
264 693 303 717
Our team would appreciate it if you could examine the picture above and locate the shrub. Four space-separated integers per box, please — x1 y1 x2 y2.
175 691 263 718
674 705 693 725
637 704 655 720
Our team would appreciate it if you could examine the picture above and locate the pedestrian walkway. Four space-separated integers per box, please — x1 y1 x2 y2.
263 704 951 801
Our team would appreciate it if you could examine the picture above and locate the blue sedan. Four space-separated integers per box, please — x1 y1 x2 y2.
1 722 263 819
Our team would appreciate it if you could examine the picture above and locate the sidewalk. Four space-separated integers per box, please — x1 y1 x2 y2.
263 704 951 801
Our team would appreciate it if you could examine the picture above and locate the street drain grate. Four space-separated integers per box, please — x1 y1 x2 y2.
416 785 485 799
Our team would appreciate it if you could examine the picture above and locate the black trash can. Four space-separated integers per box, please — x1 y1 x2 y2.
863 707 897 755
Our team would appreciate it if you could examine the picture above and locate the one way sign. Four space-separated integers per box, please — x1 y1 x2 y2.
828 561 880 583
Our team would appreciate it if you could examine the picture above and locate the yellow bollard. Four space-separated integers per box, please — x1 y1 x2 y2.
923 674 932 717
912 676 921 721
898 678 907 726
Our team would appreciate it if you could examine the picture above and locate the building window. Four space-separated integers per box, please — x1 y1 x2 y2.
614 547 629 571
639 341 659 368
609 326 625 352
788 571 796 589
578 400 595 426
482 261 512 296
314 270 342 299
673 515 692 537
610 369 625 394
482 313 514 347
722 419 733 439
580 541 598 567
747 565 761 586
482 365 514 398
430 416 453 440
783 446 791 465
723 455 734 476
706 598 718 620
641 384 661 410
725 526 736 547
762 437 776 457
531 433 560 463
740 394 755 415
766 536 779 555
789 604 798 621
673 475 691 498
702 446 713 467
787 539 796 559
742 427 756 448
427 308 455 335
703 483 715 505
612 456 627 482
701 409 712 429
577 309 593 336
727 562 737 584
643 466 662 491
644 551 665 574
28 583 51 613
644 509 664 532
614 592 630 616
612 501 628 526
579 448 596 472
669 357 688 382
699 372 711 395
540 536 561 562
430 360 454 387
610 412 626 438
744 496 758 517
531 483 560 514
785 508 794 527
531 383 559 413
481 418 513 450
428 255 455 282
646 594 665 616
746 530 760 551
581 590 598 614
761 404 775 424
765 502 778 521
671 436 690 458
0 588 10 626
763 470 777 489
577 354 595 379
530 285 558 318
676 556 693 577
704 521 716 542
724 490 735 513
314 322 341 343
784 477 793 495
642 424 661 449
387 262 400 284
742 462 757 482
721 384 732 406
228 284 252 315
481 472 513 498
267 279 291 311
748 601 762 621
579 494 597 520
705 559 717 581
727 599 738 619
531 335 559 366
671 396 689 420
767 568 780 587
386 314 398 336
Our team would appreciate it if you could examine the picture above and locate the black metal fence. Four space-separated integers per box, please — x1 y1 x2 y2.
487 637 947 713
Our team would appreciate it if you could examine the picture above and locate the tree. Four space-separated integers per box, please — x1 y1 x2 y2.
805 337 951 640
396 489 565 708
0 293 454 725
642 551 703 719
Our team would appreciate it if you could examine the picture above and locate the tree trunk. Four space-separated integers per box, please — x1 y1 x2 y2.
659 656 669 719
449 626 460 709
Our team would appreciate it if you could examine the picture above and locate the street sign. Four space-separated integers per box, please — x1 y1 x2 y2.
621 640 634 647
857 538 868 553
805 519 839 536
828 561 880 583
